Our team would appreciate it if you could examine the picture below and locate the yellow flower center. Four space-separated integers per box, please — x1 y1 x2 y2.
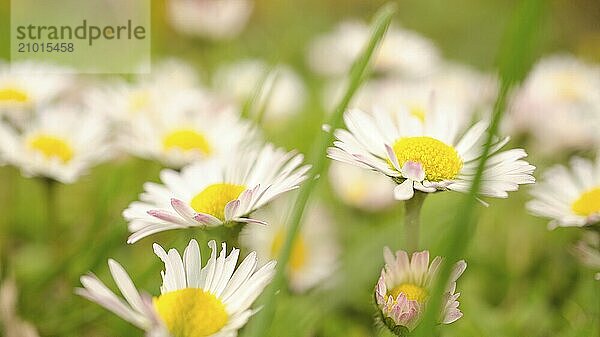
571 187 600 217
0 87 29 103
556 72 583 101
190 183 246 220
27 134 74 163
392 136 463 181
128 90 151 113
162 129 212 155
389 283 428 303
153 288 228 337
271 230 307 272
408 104 426 123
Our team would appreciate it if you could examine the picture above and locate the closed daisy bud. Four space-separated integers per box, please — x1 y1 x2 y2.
374 248 466 334
527 155 600 229
77 239 276 337
123 143 310 243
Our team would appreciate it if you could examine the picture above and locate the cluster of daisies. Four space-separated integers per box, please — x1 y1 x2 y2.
1 12 599 337
0 56 335 336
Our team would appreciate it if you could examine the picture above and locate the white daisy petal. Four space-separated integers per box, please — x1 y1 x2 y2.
329 100 534 203
78 239 275 336
529 155 600 228
124 143 309 243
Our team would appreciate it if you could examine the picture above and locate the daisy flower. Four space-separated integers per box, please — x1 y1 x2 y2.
573 232 600 281
527 155 600 229
123 143 310 243
77 239 276 337
0 105 111 183
507 54 600 153
327 105 535 201
121 98 255 168
213 60 306 125
375 248 466 332
86 70 207 126
240 197 339 292
329 161 396 212
307 21 440 78
166 0 253 40
0 61 74 123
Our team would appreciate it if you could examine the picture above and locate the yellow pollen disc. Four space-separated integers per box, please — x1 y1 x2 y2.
392 136 463 182
162 129 212 155
190 183 246 220
408 105 426 123
0 87 29 103
346 182 368 203
27 134 74 163
128 90 151 112
571 187 600 216
556 72 583 101
271 230 307 272
389 283 428 303
153 288 228 337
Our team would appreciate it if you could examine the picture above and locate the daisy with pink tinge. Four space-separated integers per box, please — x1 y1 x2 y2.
374 248 466 332
123 143 310 243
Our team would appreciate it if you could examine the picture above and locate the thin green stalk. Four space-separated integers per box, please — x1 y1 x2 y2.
413 1 545 335
254 70 279 126
241 64 277 122
404 192 426 252
33 164 126 290
243 4 396 337
43 177 58 241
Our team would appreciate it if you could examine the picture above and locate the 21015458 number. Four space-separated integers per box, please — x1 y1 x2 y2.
17 42 74 53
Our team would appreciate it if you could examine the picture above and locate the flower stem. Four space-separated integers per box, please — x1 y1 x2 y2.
242 4 396 337
404 191 427 252
413 0 545 334
43 178 58 239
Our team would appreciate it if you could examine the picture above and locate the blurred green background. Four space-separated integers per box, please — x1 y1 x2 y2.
1 0 599 336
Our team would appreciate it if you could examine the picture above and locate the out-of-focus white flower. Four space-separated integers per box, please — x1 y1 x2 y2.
121 96 255 168
77 239 276 337
0 61 74 123
528 155 600 229
86 60 207 125
166 0 253 40
375 248 466 332
240 197 339 293
329 161 396 211
214 59 306 125
0 277 40 337
572 232 600 281
136 59 202 90
507 54 600 153
327 104 535 201
0 105 112 183
123 143 310 243
323 63 496 128
307 21 440 78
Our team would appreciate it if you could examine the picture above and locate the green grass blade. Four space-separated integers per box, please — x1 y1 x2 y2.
412 1 545 335
242 3 397 336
